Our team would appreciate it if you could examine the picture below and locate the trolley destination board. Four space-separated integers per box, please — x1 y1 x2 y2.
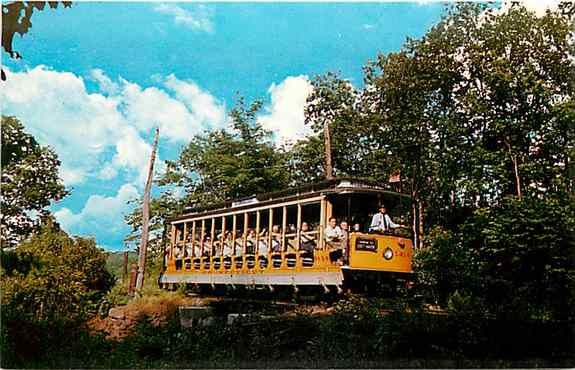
355 238 378 252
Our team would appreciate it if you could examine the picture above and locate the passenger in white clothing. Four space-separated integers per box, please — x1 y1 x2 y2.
325 217 343 241
257 229 269 255
325 217 344 247
223 232 234 257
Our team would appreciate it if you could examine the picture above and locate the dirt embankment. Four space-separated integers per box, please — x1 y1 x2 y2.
88 295 214 340
88 294 345 341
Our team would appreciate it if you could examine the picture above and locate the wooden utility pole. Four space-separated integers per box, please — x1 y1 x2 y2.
135 127 159 292
122 251 128 281
128 263 138 297
324 119 334 179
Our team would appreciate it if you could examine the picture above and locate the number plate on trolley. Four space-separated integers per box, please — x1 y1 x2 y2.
355 238 378 252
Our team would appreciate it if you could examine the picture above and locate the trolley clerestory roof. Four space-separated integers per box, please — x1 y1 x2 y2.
168 177 411 224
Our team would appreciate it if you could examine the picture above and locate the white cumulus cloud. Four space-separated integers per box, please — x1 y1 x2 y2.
120 75 226 143
2 67 126 185
90 68 119 95
164 74 227 131
258 75 314 145
54 183 139 240
1 66 226 186
60 166 88 186
154 3 213 33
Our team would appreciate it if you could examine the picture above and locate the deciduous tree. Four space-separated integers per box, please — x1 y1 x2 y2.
1 216 113 321
1 116 68 248
159 98 290 207
363 3 574 225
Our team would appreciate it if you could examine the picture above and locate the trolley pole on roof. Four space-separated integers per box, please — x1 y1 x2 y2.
135 127 160 293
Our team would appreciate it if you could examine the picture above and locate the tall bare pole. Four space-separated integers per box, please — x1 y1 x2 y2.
324 119 334 179
504 139 522 199
135 127 159 292
122 251 128 281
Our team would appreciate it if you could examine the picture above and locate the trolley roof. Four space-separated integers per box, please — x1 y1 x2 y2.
169 177 410 223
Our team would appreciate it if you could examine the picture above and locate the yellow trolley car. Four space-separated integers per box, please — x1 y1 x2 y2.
160 178 413 292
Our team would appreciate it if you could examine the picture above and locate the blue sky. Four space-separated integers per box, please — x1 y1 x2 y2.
2 2 447 251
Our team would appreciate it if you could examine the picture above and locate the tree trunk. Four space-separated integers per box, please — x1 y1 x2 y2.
418 201 424 247
567 153 573 195
412 200 418 249
504 139 522 199
410 166 420 249
512 154 522 199
324 119 334 179
135 127 160 293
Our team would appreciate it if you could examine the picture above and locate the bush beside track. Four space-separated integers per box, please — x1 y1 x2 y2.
3 294 573 368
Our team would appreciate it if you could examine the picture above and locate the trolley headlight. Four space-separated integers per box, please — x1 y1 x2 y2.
383 248 394 260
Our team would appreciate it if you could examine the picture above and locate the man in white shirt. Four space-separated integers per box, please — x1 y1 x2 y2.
325 217 344 264
369 204 406 233
325 217 343 243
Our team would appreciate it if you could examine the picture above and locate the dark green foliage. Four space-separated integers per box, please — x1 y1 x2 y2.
1 219 114 367
1 116 68 247
351 3 575 326
293 72 394 186
359 3 575 214
4 297 573 368
288 136 326 185
414 194 575 322
413 227 483 307
473 195 575 321
1 218 114 321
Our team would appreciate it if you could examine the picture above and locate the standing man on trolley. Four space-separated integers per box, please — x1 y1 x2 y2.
369 204 406 233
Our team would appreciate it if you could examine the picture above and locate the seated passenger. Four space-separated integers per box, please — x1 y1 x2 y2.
213 233 224 257
299 222 317 252
174 245 183 270
352 223 361 232
184 235 193 259
325 217 344 248
202 235 212 256
286 224 298 252
234 231 244 256
185 234 193 258
193 237 202 257
271 225 282 253
244 229 256 255
223 232 233 257
175 245 184 259
369 204 405 233
258 229 269 255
